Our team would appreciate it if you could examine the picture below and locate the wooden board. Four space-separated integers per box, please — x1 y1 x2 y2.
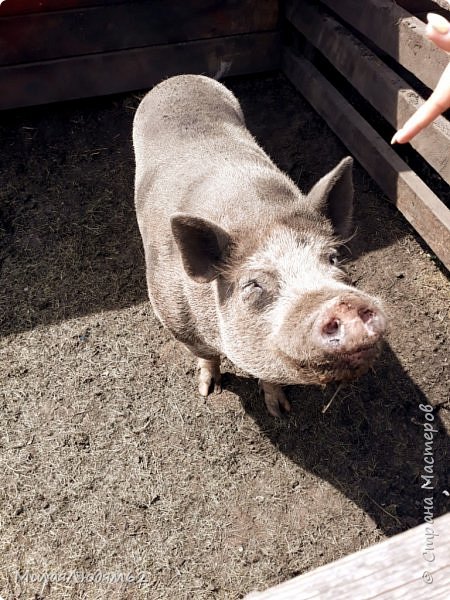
396 0 450 17
0 0 279 66
320 0 448 90
245 512 450 598
286 0 450 183
283 49 450 270
0 32 281 110
0 0 125 16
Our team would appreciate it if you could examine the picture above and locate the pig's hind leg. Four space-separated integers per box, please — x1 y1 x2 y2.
198 356 222 396
259 381 291 418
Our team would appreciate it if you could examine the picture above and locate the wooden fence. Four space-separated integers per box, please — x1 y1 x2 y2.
0 0 280 109
283 0 450 270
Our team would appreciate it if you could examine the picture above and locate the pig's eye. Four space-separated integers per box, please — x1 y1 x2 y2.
243 279 262 292
241 279 264 300
241 274 277 309
328 252 339 266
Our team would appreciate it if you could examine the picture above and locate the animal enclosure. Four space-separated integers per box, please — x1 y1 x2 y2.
0 0 449 268
0 1 449 599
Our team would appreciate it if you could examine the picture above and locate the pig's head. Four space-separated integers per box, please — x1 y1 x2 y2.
171 157 387 385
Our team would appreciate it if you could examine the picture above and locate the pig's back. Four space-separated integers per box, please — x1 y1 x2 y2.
133 74 245 162
134 75 249 201
133 75 302 337
134 75 299 224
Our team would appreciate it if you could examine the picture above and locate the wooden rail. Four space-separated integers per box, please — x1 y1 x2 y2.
286 0 450 184
0 32 280 110
0 0 280 109
245 512 450 598
283 0 450 270
320 0 448 90
0 0 278 65
283 50 450 269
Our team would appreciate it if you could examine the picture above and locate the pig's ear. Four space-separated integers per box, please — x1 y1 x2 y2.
171 213 231 283
307 157 354 237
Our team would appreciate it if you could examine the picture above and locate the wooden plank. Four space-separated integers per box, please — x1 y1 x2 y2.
396 0 450 17
0 1 122 16
283 49 450 270
245 512 450 598
286 0 450 183
320 0 448 90
0 0 279 66
0 32 281 110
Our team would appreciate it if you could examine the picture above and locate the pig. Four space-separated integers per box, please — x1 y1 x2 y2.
133 75 387 417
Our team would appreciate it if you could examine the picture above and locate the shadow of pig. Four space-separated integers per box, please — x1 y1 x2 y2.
222 342 449 537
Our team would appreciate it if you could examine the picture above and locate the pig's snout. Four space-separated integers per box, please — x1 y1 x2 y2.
316 295 386 355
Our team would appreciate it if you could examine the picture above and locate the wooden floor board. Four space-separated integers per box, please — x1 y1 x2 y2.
245 511 450 598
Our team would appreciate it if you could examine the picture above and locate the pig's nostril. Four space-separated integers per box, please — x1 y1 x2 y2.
323 318 340 336
359 308 375 324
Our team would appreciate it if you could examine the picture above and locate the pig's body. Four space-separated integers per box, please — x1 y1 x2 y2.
134 76 307 358
134 75 386 416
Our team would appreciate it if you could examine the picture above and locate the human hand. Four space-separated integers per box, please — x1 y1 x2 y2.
391 12 450 144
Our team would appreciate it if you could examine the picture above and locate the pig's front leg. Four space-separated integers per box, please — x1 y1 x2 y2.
198 356 222 396
259 380 291 417
181 342 222 396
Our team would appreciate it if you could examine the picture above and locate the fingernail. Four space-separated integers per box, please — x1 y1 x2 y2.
391 132 400 144
427 13 449 34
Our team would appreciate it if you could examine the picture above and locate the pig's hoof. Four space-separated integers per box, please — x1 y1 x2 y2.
259 380 291 417
198 357 222 396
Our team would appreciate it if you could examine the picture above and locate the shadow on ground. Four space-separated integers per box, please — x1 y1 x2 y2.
222 341 449 537
0 94 146 338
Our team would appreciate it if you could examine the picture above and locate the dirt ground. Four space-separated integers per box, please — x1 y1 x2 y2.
0 73 449 600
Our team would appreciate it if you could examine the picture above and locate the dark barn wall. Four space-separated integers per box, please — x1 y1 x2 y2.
0 0 280 109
